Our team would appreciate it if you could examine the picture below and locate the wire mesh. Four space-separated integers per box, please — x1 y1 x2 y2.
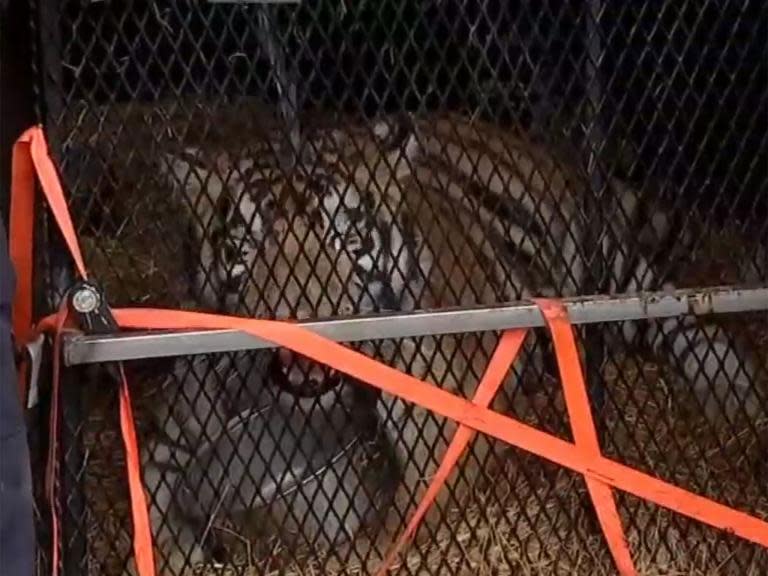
73 322 767 576
22 0 768 575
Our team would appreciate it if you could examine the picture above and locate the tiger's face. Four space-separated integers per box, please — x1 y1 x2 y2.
161 121 428 393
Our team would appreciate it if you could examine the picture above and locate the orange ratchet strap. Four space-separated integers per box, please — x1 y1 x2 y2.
534 299 635 575
10 127 156 576
10 126 768 576
377 328 529 576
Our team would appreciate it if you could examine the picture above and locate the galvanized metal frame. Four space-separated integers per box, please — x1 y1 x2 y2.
63 286 768 365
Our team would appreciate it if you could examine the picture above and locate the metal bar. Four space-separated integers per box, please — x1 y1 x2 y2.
62 286 768 365
59 365 87 576
582 0 609 427
33 0 89 572
255 5 301 166
582 0 608 289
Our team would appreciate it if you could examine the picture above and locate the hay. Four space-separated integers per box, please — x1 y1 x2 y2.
77 338 768 576
258 351 768 576
55 96 288 308
54 99 767 575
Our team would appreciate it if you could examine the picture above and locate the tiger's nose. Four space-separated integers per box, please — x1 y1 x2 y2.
277 349 336 387
222 276 243 291
220 266 247 290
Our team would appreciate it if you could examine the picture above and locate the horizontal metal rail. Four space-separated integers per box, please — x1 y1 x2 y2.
63 286 768 365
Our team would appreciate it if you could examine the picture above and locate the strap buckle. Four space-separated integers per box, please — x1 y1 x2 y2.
67 280 118 335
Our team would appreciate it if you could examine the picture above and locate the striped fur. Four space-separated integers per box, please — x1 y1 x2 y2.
156 111 763 562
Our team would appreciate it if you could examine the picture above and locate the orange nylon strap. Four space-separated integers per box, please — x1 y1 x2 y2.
113 307 768 551
14 127 87 278
10 131 37 401
10 131 36 345
13 126 768 576
535 299 636 575
10 127 156 576
376 329 528 576
47 305 70 576
119 364 156 576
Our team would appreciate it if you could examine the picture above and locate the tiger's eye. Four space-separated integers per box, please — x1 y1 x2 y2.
216 196 232 218
262 196 276 212
347 234 362 251
306 179 325 196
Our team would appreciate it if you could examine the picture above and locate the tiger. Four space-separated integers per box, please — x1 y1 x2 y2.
153 110 764 570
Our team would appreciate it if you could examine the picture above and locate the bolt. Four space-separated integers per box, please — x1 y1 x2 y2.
72 285 100 314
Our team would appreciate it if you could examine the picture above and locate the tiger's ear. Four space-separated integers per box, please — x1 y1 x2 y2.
160 148 204 196
213 151 232 178
297 135 322 170
212 189 234 224
160 148 225 213
377 113 421 177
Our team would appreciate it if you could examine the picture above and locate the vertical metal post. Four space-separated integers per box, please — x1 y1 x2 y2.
582 0 608 418
47 241 88 576
58 367 88 576
255 6 301 168
32 1 88 574
35 0 63 131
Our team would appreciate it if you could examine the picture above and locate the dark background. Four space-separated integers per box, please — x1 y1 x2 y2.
5 0 767 231
0 0 35 224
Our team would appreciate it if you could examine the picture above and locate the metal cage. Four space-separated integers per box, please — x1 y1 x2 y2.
8 1 768 575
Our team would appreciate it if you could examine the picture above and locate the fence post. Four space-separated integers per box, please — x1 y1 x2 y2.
582 0 608 421
45 242 88 576
32 0 89 573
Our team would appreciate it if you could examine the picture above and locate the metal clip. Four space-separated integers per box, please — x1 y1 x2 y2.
67 281 123 382
67 280 118 335
24 333 45 409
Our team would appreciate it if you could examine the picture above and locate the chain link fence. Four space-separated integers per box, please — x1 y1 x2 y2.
17 1 768 575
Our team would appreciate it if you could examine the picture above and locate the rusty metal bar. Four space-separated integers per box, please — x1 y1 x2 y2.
61 286 768 365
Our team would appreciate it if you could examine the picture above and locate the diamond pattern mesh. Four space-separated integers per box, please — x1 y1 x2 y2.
65 324 767 576
21 1 768 575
